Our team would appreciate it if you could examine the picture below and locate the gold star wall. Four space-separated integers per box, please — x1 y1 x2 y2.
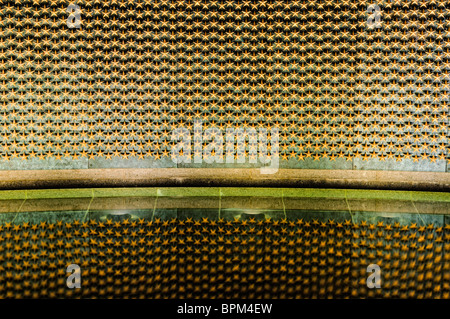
0 0 448 165
0 217 448 298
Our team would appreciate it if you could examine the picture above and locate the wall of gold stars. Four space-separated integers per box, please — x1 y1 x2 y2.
0 216 449 298
0 0 448 171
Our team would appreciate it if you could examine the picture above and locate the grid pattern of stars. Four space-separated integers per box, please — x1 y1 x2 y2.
0 217 448 298
0 0 448 164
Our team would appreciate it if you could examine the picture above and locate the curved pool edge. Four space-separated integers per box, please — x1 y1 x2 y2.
0 168 448 191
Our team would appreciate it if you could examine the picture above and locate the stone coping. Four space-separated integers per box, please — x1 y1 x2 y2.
0 168 448 191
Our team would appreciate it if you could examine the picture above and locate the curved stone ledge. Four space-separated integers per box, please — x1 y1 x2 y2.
0 168 448 191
